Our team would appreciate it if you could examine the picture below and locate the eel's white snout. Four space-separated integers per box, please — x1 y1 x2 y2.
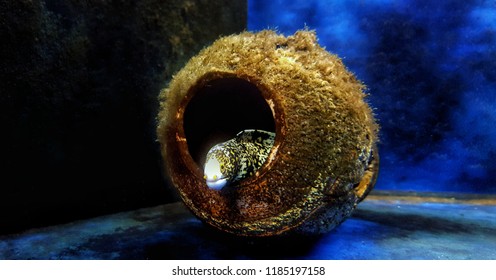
206 178 228 190
204 156 228 190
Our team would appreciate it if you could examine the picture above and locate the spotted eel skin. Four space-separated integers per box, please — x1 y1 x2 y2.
203 129 275 189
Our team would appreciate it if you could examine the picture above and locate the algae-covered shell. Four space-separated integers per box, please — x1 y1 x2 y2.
157 30 379 236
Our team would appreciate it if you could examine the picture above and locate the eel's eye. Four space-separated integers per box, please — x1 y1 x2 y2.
203 175 207 179
213 175 218 180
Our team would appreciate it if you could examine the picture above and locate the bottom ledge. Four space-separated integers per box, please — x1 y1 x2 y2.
1 191 495 259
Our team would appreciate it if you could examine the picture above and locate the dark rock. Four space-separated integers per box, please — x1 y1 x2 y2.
0 0 246 234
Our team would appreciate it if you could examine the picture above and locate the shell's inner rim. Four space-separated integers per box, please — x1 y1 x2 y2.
183 77 276 172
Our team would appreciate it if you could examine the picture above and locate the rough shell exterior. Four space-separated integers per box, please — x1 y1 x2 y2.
157 30 379 236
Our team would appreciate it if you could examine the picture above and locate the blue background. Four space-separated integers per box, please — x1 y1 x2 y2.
249 0 496 194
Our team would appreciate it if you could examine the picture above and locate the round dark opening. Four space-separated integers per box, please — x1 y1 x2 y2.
183 77 276 167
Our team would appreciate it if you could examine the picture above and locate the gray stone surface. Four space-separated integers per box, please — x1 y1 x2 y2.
1 193 494 259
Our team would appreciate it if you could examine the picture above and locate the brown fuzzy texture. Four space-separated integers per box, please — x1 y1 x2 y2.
157 30 379 236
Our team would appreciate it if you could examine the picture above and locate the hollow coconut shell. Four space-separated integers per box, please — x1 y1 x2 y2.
157 30 379 236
